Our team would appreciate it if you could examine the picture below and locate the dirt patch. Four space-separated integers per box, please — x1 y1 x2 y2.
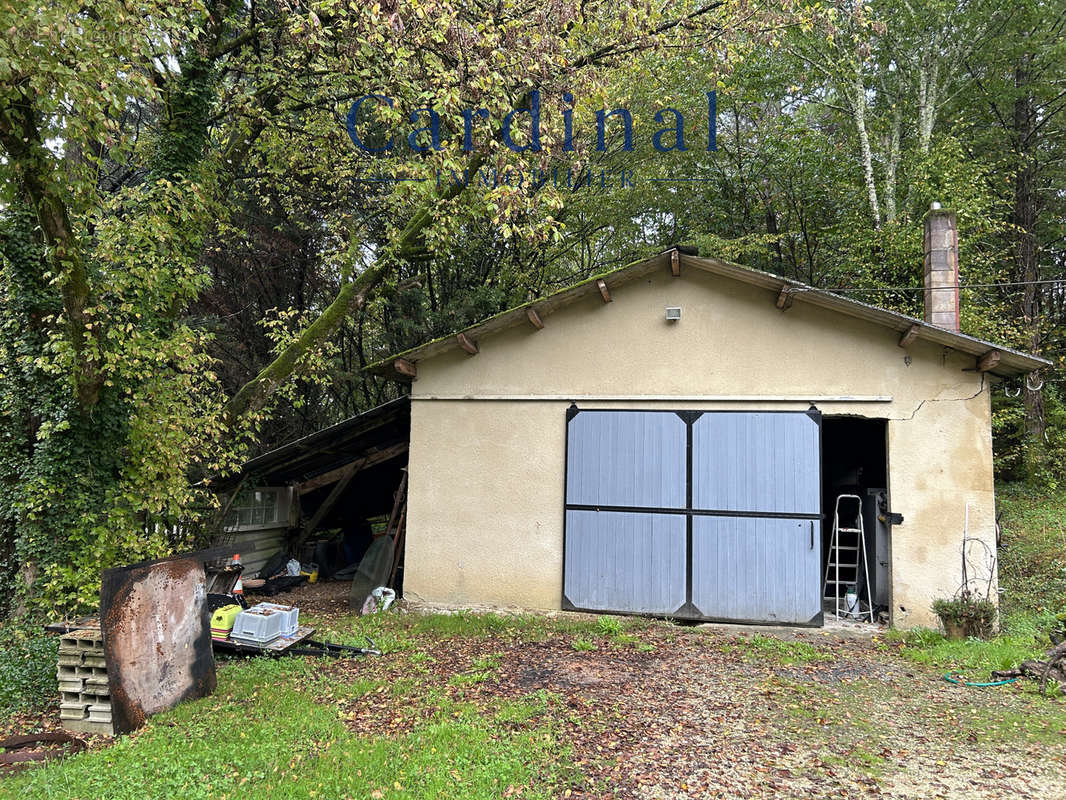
500 640 649 692
251 579 352 619
317 624 1065 799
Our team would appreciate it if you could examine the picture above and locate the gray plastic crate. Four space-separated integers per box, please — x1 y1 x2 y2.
230 607 285 643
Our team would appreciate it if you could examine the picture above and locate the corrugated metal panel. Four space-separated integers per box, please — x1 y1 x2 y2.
564 510 686 614
691 516 820 623
692 412 819 514
566 412 686 509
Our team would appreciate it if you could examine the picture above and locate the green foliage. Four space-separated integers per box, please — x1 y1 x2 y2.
571 638 597 652
996 484 1066 631
932 596 997 639
994 391 1066 487
0 181 243 612
595 615 624 637
0 624 58 713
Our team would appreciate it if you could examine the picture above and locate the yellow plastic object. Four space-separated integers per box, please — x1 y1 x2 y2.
210 604 242 641
302 562 319 583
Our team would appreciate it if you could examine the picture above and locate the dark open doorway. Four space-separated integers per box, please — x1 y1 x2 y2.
821 416 890 620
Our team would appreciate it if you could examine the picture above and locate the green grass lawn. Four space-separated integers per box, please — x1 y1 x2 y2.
0 613 587 800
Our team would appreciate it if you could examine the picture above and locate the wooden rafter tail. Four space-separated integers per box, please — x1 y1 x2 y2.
456 332 479 355
393 358 417 378
776 286 794 311
977 350 1001 372
898 324 920 348
597 279 611 303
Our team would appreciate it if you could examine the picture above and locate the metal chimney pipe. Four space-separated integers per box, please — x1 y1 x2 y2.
923 204 960 332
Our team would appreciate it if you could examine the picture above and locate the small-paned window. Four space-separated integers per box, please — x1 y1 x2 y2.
225 489 280 530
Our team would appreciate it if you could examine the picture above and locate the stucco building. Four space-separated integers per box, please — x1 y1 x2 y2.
369 209 1048 628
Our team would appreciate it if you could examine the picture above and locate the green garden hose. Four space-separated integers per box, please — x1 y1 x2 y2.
943 672 1019 688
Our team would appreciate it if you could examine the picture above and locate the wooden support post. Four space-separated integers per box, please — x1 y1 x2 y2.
977 350 1001 372
671 249 680 277
456 332 479 355
526 307 544 329
597 279 611 303
776 286 795 311
898 324 921 348
393 358 417 378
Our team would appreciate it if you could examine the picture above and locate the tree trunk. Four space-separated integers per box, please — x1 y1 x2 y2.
916 47 939 156
884 102 902 223
852 74 881 229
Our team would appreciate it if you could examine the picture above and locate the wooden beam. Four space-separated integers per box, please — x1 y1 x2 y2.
456 332 478 355
776 286 794 311
296 442 408 494
898 324 921 348
597 279 611 303
299 462 357 543
977 350 1001 372
526 307 544 329
393 358 417 378
671 249 680 277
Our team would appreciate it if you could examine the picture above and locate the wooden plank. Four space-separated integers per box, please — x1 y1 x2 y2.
597 279 611 303
393 358 417 378
382 469 408 542
898 324 921 348
977 350 1001 372
776 286 795 311
526 307 544 329
671 249 680 277
296 442 407 494
456 332 479 355
387 504 407 589
214 625 315 654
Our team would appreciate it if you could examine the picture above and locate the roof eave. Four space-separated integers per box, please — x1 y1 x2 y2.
368 250 1050 381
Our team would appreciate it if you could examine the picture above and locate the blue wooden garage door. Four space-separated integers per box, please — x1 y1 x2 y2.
563 409 822 625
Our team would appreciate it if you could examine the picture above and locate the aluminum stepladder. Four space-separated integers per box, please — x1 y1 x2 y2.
822 494 874 622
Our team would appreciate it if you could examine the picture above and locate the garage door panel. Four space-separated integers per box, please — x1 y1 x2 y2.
566 412 686 509
563 510 686 614
692 412 819 515
691 517 821 624
563 409 822 625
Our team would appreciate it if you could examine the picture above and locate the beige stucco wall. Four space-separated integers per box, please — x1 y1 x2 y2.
403 265 997 628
